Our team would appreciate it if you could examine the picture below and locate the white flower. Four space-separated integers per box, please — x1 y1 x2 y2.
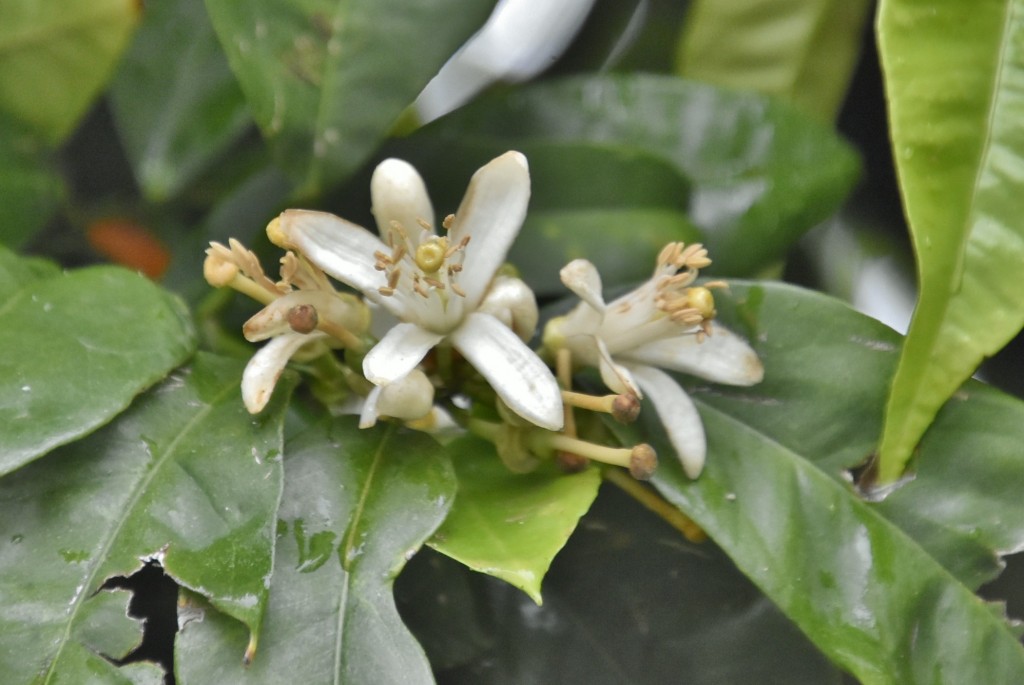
205 240 369 414
414 0 597 122
546 244 764 478
268 151 563 431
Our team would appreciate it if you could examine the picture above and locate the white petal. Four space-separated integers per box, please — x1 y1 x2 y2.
559 259 606 313
625 322 764 386
242 290 365 342
242 332 328 413
362 322 444 385
477 275 539 342
450 312 563 431
628 364 707 479
371 159 435 247
274 210 388 302
595 337 641 398
447 151 530 309
359 385 384 429
414 0 596 122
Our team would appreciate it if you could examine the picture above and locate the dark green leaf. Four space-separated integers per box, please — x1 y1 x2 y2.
623 282 1024 683
109 0 252 202
175 415 455 684
677 0 872 121
876 0 1024 480
0 261 196 475
0 0 140 143
402 487 843 684
0 353 291 683
410 74 860 275
204 0 494 194
429 436 601 603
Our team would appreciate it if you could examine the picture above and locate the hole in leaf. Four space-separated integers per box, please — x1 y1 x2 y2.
102 560 180 684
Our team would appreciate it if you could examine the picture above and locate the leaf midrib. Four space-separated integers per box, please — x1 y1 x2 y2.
40 374 236 684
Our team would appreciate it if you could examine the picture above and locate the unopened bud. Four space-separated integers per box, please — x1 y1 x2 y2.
629 444 657 480
203 253 239 287
287 304 319 334
611 393 641 423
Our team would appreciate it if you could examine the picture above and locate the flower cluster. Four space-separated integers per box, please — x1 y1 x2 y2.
205 152 763 480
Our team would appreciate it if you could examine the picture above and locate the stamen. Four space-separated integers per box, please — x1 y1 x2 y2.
378 286 395 297
387 268 402 290
450 283 466 297
423 276 445 290
442 214 455 230
416 217 433 231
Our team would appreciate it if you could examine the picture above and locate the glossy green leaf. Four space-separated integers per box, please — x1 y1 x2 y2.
0 0 140 143
412 74 860 275
677 0 872 121
204 0 494 195
0 262 196 475
428 436 601 604
875 383 1024 588
402 487 843 684
108 0 251 202
514 208 701 296
876 0 1024 481
0 353 291 683
175 416 455 685
605 282 1024 683
0 114 62 248
690 282 1024 589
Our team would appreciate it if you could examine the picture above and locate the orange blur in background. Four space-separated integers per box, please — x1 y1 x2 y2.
86 218 172 280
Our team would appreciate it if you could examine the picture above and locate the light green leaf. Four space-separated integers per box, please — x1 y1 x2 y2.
0 259 196 475
204 0 494 195
411 74 860 276
0 353 291 683
609 281 1024 683
429 436 602 604
0 0 140 143
175 416 455 685
109 0 251 202
677 0 872 121
876 0 1024 481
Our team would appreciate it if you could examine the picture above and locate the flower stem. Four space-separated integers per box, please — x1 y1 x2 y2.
602 468 706 543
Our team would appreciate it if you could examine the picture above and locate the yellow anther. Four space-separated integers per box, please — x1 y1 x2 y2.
414 238 448 274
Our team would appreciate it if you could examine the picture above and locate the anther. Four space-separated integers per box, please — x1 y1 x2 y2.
442 214 455 230
378 286 395 297
387 268 402 289
628 444 658 480
612 393 641 423
424 276 445 289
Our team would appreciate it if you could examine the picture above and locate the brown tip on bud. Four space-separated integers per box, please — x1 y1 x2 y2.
629 444 658 480
203 253 239 287
612 393 641 423
287 304 319 334
556 451 589 473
